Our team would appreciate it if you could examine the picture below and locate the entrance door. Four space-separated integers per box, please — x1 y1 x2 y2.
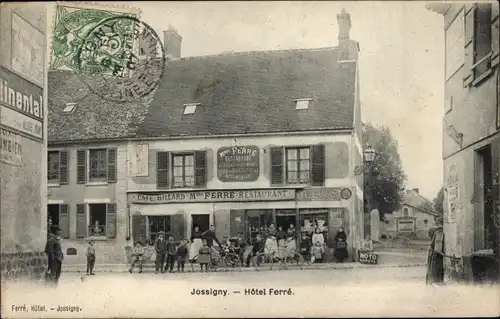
47 204 60 226
191 214 210 234
276 209 296 232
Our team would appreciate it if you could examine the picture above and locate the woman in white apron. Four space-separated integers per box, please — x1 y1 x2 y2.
189 226 203 262
285 224 297 257
264 224 278 257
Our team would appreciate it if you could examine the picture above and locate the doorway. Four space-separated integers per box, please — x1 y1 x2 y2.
191 214 210 235
47 204 60 227
276 209 296 232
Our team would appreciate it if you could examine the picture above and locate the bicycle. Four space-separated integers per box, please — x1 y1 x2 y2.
190 246 242 272
252 245 307 271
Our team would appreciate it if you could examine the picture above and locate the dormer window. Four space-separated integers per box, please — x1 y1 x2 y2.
63 103 77 113
295 98 312 110
184 103 200 115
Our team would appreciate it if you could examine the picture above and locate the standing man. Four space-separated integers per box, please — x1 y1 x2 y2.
44 225 64 286
426 219 445 285
201 225 222 249
154 231 167 274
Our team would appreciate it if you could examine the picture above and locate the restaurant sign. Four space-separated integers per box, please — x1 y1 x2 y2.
296 187 351 201
217 146 260 182
131 189 295 204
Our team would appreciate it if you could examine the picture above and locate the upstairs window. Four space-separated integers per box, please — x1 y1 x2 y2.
286 147 310 184
295 98 312 110
473 3 492 80
89 149 108 182
156 150 207 189
184 103 200 114
47 150 68 185
63 103 77 113
172 154 195 188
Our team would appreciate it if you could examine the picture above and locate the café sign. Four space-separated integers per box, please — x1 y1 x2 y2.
131 189 295 204
296 187 352 201
217 146 260 182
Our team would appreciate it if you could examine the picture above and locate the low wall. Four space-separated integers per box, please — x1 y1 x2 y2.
0 251 47 281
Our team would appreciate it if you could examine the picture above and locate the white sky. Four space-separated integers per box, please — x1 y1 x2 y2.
50 1 446 200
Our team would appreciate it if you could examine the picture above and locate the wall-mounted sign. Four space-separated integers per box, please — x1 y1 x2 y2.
296 187 347 201
0 67 44 120
217 146 260 182
131 189 295 204
1 105 43 140
358 251 379 265
135 144 149 177
11 13 45 85
397 219 415 232
0 128 23 166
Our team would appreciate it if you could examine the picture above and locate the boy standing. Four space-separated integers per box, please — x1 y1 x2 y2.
154 231 166 274
176 240 189 272
129 241 145 274
198 239 211 272
86 240 96 275
165 235 177 273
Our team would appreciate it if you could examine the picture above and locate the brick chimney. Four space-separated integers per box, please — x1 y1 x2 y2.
163 25 182 60
336 9 359 62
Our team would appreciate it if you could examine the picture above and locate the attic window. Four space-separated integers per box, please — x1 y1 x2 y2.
295 98 312 110
63 103 77 113
183 103 200 115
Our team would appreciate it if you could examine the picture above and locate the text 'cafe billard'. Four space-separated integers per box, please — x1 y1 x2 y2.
128 187 354 246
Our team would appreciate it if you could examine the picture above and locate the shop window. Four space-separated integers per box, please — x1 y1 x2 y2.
246 210 273 244
147 216 171 243
89 149 108 182
299 209 329 243
276 209 297 233
172 154 195 188
286 147 310 184
89 204 107 236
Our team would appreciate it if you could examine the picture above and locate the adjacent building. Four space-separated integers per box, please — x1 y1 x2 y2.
427 2 499 281
381 188 437 240
47 10 366 264
0 3 48 279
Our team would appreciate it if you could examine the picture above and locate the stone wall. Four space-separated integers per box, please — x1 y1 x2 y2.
0 251 47 281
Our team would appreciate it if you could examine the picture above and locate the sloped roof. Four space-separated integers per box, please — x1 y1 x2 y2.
402 189 436 216
48 47 356 142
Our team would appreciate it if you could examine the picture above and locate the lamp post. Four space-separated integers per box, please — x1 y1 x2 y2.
364 145 376 239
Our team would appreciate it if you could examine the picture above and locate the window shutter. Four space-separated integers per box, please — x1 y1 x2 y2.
270 147 284 186
170 214 185 242
106 203 117 238
230 209 246 238
463 5 476 87
156 151 169 189
132 214 148 244
107 148 117 183
194 150 207 188
77 149 86 184
59 150 69 184
59 204 70 239
76 204 87 238
311 144 326 186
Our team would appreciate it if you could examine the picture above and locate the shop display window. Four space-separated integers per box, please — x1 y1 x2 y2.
299 209 329 243
246 210 272 244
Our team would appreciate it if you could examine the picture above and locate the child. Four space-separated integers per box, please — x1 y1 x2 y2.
311 241 324 263
362 236 374 253
176 239 189 272
86 240 96 275
129 241 145 274
198 239 211 272
299 233 312 261
165 235 177 273
246 233 264 267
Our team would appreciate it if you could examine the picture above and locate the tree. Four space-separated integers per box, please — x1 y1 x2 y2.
433 187 445 216
362 123 407 220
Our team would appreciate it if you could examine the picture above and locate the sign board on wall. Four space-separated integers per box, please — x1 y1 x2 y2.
446 163 459 222
0 128 22 166
11 13 45 85
217 146 260 182
131 189 296 204
296 188 352 201
397 219 415 232
135 144 149 177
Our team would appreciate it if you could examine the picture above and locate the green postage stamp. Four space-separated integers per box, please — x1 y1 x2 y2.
50 3 140 73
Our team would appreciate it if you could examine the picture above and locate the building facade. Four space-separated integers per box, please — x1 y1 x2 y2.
381 189 437 240
0 3 48 279
47 10 366 264
427 2 500 281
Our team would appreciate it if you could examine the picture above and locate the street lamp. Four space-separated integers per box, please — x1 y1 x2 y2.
363 145 377 240
364 145 376 163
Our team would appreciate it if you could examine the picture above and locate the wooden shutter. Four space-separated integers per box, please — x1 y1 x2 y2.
157 151 169 189
132 214 147 244
270 147 284 186
107 148 117 183
76 204 87 238
230 209 246 238
170 214 185 241
77 149 86 184
106 203 117 238
59 150 69 184
194 150 207 188
311 144 326 186
59 204 70 239
463 5 476 87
